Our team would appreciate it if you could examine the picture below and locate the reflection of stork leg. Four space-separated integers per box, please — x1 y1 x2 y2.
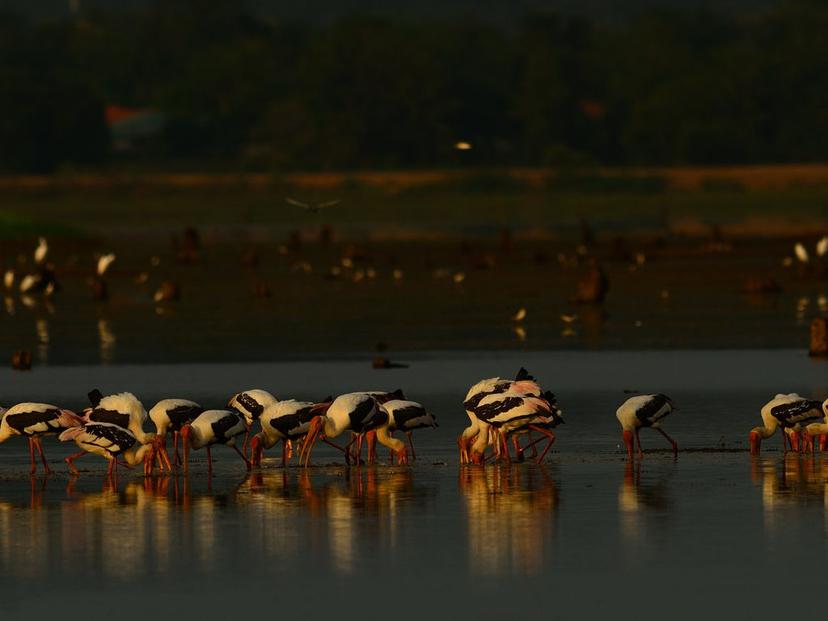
655 428 678 456
406 431 416 461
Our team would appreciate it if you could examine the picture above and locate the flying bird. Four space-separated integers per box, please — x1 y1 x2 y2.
285 197 341 214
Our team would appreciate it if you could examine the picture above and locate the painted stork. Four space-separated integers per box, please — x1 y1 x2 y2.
0 403 83 474
749 393 824 454
249 398 332 467
617 393 678 459
60 422 156 477
802 399 828 452
227 389 278 453
372 399 438 462
179 409 250 474
148 399 204 467
300 393 402 466
469 390 563 464
460 367 542 463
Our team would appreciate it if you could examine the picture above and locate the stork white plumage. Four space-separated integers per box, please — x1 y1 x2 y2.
249 398 331 467
60 422 156 477
0 403 84 474
180 409 250 474
460 368 542 463
749 393 823 454
378 399 437 462
300 393 402 466
227 389 279 454
802 399 828 453
470 391 562 464
616 393 678 459
148 399 204 468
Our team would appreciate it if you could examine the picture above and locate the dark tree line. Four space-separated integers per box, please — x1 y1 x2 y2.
0 0 827 173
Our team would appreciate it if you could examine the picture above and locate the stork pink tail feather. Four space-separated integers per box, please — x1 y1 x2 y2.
59 426 85 442
58 410 85 427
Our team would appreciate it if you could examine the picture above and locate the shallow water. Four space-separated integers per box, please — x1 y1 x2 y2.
0 351 827 619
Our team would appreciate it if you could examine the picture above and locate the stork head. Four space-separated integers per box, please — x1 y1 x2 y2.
622 430 635 460
748 430 762 455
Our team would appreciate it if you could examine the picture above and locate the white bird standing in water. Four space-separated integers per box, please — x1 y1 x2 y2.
749 393 823 454
60 422 156 477
802 399 828 452
249 398 331 467
0 403 84 474
460 368 542 464
616 393 678 460
300 393 404 466
794 242 809 263
180 409 250 474
227 389 279 453
148 398 204 467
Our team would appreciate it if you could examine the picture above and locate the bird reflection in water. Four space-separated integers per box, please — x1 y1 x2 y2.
460 464 558 576
237 467 428 575
750 455 828 533
618 461 674 546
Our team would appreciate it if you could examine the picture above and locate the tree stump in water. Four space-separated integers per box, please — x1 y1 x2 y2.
810 318 828 357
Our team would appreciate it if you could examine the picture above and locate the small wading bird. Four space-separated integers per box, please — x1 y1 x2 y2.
60 422 156 477
285 197 341 214
180 409 251 474
616 393 678 459
459 368 542 464
749 393 824 454
249 398 332 467
0 403 84 474
148 399 205 467
300 392 406 466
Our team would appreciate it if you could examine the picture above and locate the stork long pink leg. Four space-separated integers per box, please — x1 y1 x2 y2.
65 451 88 475
206 447 213 476
655 428 678 456
528 425 556 464
28 438 37 475
635 429 644 458
173 431 181 465
406 431 417 461
232 444 251 470
33 438 52 475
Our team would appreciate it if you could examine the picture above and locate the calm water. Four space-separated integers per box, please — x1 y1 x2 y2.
1 351 827 619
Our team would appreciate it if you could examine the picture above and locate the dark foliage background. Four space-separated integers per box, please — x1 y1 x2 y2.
0 0 826 172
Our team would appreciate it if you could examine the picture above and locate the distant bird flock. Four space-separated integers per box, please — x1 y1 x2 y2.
0 368 825 478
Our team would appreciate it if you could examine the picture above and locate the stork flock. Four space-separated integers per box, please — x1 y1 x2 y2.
0 369 826 478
